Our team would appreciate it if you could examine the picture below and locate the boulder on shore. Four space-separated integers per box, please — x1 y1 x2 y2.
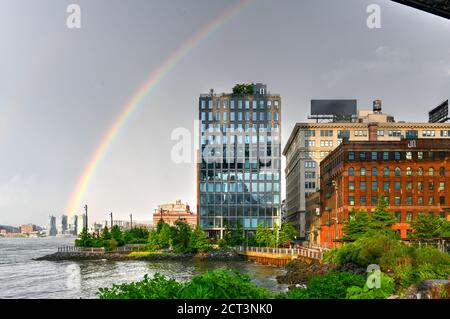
404 279 450 299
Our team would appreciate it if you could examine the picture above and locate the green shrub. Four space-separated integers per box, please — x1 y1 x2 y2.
98 268 271 299
346 273 395 299
283 271 366 299
180 268 271 299
98 273 183 299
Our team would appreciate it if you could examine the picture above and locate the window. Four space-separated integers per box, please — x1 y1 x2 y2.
394 197 401 206
305 130 315 137
440 167 445 176
418 197 424 205
372 196 378 205
418 152 423 160
388 130 402 137
422 130 435 137
395 212 401 221
208 100 213 109
429 151 435 159
305 171 316 179
360 167 366 176
371 152 378 160
406 167 412 176
440 196 446 205
349 182 355 191
348 167 355 176
371 167 378 176
429 182 434 190
383 152 389 160
406 197 412 206
440 182 445 191
429 196 434 205
354 130 368 137
394 152 401 160
360 196 367 205
348 152 355 160
378 130 385 136
439 151 446 160
348 196 355 206
406 212 413 222
274 100 279 109
406 181 412 191
418 167 424 176
305 161 316 168
360 181 366 191
305 182 316 189
372 181 378 191
429 167 435 176
394 167 401 176
418 182 424 190
320 130 333 137
201 100 206 109
383 181 390 191
383 167 390 176
215 112 220 121
359 152 366 160
406 152 412 160
395 181 401 191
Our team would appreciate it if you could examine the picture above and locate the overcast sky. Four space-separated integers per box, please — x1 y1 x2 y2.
0 0 449 226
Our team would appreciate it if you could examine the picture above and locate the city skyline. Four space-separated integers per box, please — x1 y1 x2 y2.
1 0 450 226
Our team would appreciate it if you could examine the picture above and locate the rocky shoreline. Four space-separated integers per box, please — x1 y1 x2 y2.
34 249 244 262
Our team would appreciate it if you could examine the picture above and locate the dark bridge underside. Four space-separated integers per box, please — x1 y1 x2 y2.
392 0 450 19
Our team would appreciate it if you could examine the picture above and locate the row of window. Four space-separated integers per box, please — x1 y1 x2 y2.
200 99 280 110
348 211 446 223
200 192 280 204
200 182 280 193
348 195 446 206
200 218 275 229
201 111 279 122
304 129 450 139
348 166 446 177
348 151 447 161
348 180 445 191
201 134 280 145
200 170 279 181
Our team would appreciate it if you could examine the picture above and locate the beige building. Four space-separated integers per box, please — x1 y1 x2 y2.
153 200 197 228
283 101 450 238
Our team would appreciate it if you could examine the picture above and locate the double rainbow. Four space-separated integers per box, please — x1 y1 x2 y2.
65 0 255 215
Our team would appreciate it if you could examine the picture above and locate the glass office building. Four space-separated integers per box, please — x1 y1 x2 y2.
197 83 281 238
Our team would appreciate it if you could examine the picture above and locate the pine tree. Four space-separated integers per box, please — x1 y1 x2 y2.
368 194 397 236
342 209 369 241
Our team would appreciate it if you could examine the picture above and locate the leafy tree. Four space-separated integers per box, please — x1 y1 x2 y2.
101 226 111 240
171 219 193 253
158 223 172 249
223 222 245 246
278 222 298 245
232 83 254 95
110 225 123 245
410 215 450 238
188 226 210 253
342 209 370 241
147 229 160 251
255 224 276 247
156 219 165 233
368 194 397 236
75 228 92 247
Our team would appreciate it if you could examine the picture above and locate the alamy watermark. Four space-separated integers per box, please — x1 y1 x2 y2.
367 4 381 29
366 264 382 289
66 263 81 290
66 4 81 29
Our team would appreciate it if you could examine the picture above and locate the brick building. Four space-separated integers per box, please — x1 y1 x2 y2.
153 200 197 228
319 138 450 247
20 224 37 234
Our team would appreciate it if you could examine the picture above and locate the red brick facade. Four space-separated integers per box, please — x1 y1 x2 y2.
319 139 450 247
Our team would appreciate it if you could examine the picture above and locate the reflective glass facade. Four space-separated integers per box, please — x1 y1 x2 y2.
198 84 281 238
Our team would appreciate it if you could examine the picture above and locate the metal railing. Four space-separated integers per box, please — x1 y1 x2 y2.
236 246 323 260
57 244 146 254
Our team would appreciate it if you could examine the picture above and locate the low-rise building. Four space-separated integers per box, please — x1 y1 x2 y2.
153 200 197 228
20 224 37 234
319 138 450 247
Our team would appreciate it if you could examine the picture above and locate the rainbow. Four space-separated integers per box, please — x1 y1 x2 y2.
65 0 255 215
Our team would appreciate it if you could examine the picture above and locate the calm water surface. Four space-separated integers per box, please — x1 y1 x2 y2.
0 237 287 299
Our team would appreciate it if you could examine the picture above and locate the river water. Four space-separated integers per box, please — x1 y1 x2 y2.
0 237 288 299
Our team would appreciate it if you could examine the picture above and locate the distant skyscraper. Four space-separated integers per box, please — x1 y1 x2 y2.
69 215 78 235
57 214 68 235
76 214 86 235
198 83 282 239
47 215 57 236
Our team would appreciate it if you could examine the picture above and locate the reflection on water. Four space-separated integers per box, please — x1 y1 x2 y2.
0 238 287 299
